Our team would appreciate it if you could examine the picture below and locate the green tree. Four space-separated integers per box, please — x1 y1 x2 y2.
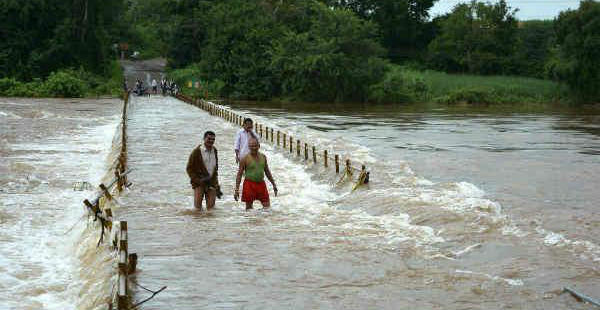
0 0 68 79
195 0 286 99
167 0 387 102
427 0 518 75
321 0 437 61
167 1 214 68
270 2 386 102
548 0 600 103
0 0 127 80
510 20 555 78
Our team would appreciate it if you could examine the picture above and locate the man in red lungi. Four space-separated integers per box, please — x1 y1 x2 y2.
234 138 277 210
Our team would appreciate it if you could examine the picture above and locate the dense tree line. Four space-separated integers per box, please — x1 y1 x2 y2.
166 0 390 102
0 0 128 97
1 0 127 80
548 0 600 102
162 0 598 103
0 0 598 102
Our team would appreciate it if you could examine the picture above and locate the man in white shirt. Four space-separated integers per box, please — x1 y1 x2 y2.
186 131 220 210
234 118 259 163
151 79 157 94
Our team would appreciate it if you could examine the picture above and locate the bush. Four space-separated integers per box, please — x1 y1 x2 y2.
0 78 46 97
42 70 87 97
0 78 21 95
435 88 499 104
90 61 124 97
368 66 428 103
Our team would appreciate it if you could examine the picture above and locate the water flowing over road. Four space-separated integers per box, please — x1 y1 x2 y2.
1 98 121 309
117 94 598 309
1 77 598 309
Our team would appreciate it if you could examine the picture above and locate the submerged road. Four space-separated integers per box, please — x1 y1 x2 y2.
114 60 597 309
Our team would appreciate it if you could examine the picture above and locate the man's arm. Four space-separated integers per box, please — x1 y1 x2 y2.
263 155 277 196
234 157 246 201
186 149 204 187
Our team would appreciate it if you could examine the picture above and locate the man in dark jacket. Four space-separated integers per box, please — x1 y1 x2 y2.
186 131 220 210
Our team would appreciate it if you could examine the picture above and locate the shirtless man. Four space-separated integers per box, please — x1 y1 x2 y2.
234 138 277 210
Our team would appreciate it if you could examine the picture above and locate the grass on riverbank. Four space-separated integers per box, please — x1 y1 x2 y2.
170 62 570 105
385 66 570 104
0 61 124 98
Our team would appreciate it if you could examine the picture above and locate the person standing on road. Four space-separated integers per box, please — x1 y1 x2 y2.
186 131 222 210
234 118 259 164
151 79 157 94
234 138 277 210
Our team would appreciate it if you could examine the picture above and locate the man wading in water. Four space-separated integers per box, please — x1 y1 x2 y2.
234 138 277 210
186 131 222 210
234 118 259 164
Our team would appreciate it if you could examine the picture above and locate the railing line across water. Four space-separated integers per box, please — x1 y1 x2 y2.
176 94 370 189
80 92 139 310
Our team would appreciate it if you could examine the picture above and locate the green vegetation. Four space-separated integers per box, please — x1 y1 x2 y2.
428 0 518 75
0 0 598 103
0 0 126 98
321 0 437 62
163 0 597 104
365 65 566 104
368 65 428 103
168 1 387 102
123 0 179 60
411 69 567 104
548 0 600 103
169 64 224 99
0 61 123 98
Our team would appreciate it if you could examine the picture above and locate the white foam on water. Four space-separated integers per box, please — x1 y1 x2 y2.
395 177 506 228
0 114 120 309
535 227 600 262
251 142 444 250
0 110 22 119
212 102 508 253
209 101 600 267
455 269 524 286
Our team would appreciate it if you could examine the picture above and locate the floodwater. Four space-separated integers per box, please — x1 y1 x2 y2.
1 93 598 309
0 97 122 309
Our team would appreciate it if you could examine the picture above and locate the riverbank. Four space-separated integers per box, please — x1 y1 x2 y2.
404 68 570 105
172 63 571 105
0 61 124 98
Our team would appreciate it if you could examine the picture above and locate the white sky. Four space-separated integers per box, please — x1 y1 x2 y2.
429 0 583 20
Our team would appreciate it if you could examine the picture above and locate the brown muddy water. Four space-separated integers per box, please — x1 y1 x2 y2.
1 94 598 309
1 97 122 309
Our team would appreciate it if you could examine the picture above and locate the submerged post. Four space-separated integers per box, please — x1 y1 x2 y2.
312 146 316 163
117 221 128 310
335 155 340 173
324 150 328 167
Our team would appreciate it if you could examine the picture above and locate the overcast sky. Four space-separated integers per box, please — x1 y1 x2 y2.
429 0 583 20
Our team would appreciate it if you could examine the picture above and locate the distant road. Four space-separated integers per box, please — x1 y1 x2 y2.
120 58 166 89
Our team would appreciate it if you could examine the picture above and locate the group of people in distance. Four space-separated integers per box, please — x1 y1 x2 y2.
186 118 278 211
124 78 178 96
